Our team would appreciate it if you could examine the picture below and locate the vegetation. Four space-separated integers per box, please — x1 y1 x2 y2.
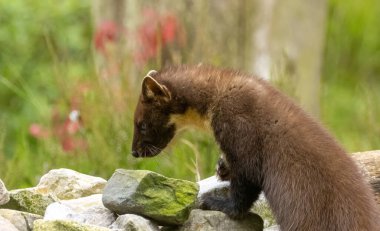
0 0 379 189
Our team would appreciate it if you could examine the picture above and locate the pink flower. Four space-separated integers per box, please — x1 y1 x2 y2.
29 123 49 139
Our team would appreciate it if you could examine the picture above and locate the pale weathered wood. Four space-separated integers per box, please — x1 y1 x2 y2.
352 150 380 204
250 0 327 118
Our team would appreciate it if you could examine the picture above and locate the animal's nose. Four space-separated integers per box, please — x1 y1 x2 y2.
131 150 139 157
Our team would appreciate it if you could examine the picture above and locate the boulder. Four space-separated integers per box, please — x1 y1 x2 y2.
44 194 116 227
0 188 55 215
0 215 18 231
109 214 160 231
102 169 199 225
0 179 10 205
33 219 110 231
35 168 107 200
180 209 263 231
0 209 42 231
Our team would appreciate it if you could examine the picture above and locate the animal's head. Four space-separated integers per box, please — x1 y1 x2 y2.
132 70 177 158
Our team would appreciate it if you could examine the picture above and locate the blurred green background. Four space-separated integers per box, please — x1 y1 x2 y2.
0 0 379 189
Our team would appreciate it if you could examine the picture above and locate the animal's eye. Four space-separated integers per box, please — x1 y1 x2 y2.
139 122 147 134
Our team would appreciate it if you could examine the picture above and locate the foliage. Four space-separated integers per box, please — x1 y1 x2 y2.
0 0 379 189
322 0 380 151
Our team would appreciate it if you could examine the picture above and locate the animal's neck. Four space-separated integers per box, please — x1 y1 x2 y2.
169 107 212 133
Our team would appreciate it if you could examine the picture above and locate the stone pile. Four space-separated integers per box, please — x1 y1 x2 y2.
0 168 269 231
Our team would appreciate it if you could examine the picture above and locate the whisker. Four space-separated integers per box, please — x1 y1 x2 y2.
148 146 155 156
143 148 147 157
150 144 170 156
148 145 171 164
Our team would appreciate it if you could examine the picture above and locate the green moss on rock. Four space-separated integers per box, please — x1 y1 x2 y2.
102 169 199 225
33 220 110 231
0 189 55 216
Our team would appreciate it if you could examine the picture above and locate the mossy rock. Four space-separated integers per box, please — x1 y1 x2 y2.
102 169 199 225
33 220 110 231
0 189 55 216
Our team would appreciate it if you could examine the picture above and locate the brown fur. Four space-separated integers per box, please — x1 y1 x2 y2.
132 65 380 230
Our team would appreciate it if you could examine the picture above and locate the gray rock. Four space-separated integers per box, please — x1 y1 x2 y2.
0 188 55 215
0 215 18 231
109 214 160 231
264 225 280 231
102 169 199 225
33 219 111 231
44 194 116 227
35 168 107 200
0 179 10 205
0 209 42 231
180 209 263 231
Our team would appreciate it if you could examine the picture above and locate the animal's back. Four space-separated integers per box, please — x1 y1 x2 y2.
257 87 380 230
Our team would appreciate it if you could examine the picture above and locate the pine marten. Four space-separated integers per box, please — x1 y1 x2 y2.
131 65 379 230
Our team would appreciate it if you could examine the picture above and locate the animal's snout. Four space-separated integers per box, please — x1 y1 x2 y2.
131 150 139 157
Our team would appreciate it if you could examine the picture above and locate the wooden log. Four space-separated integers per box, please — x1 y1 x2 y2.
352 150 380 204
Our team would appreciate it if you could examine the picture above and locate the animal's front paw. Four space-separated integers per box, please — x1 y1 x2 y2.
225 209 247 220
199 195 247 220
199 194 217 210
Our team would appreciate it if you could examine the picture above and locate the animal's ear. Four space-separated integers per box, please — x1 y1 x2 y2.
142 75 171 102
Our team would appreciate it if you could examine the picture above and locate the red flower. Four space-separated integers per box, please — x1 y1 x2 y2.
94 21 118 54
61 137 87 152
92 10 183 66
61 137 76 152
32 109 87 153
134 9 160 64
134 8 182 65
63 118 80 135
161 14 178 44
59 110 86 152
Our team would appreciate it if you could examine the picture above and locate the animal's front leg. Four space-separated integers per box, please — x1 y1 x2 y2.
200 175 261 219
216 155 230 181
